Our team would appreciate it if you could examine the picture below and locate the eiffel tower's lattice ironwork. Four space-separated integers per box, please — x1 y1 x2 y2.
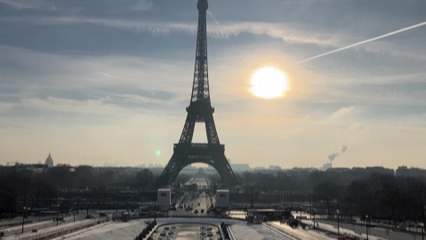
156 0 238 187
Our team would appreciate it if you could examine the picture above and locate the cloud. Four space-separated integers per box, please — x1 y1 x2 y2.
0 0 56 10
133 0 153 11
0 102 12 113
330 106 357 119
0 0 153 11
209 22 340 46
0 16 342 47
0 45 184 123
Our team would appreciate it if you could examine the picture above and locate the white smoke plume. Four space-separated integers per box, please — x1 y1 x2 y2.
328 145 348 162
328 152 339 161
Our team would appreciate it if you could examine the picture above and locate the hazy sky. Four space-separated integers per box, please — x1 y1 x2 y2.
0 0 425 169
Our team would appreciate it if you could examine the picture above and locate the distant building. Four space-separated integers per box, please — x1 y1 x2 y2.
365 166 394 175
215 189 230 209
179 165 198 175
157 188 171 209
231 163 251 172
268 165 282 171
0 163 47 174
45 153 54 168
396 166 426 178
194 168 208 178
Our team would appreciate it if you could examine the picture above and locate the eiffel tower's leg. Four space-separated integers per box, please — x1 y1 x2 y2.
179 114 196 144
204 114 220 144
212 153 239 186
157 152 187 187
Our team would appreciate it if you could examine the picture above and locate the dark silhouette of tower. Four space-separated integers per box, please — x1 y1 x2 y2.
156 0 238 187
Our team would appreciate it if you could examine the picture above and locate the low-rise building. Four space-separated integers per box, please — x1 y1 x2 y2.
216 189 230 209
157 188 171 209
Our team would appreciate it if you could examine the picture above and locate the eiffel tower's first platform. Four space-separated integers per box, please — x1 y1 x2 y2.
156 0 238 187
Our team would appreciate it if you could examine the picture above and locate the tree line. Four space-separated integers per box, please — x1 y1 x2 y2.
239 169 426 227
1 164 425 226
0 165 156 217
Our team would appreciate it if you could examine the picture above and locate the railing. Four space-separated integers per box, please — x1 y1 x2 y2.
226 225 237 240
220 222 231 240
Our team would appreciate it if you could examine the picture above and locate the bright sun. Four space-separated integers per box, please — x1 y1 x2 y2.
250 67 289 99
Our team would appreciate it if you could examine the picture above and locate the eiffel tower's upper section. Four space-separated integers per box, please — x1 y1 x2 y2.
190 0 210 104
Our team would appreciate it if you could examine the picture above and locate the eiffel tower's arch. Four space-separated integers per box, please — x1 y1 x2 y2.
157 144 238 187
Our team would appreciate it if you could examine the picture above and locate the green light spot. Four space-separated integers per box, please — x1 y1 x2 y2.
155 150 161 157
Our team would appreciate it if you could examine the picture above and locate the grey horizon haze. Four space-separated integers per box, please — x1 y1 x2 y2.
0 0 425 169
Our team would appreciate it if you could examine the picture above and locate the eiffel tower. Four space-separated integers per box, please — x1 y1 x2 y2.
156 0 238 187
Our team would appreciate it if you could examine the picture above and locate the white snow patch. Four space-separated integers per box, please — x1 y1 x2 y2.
51 220 146 240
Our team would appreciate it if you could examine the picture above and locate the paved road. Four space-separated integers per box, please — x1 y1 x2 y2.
190 191 213 214
172 177 215 216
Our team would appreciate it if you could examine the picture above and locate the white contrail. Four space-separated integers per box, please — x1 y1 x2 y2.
207 10 227 37
207 10 221 26
296 21 426 64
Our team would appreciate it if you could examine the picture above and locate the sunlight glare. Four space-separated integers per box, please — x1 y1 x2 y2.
250 67 289 99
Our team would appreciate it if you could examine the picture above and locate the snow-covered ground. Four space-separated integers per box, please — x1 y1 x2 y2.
3 219 98 240
11 216 410 240
1 219 54 236
309 219 424 240
84 218 291 240
227 210 246 220
51 220 146 240
48 217 299 240
292 211 423 240
267 221 334 240
230 222 297 240
0 214 87 236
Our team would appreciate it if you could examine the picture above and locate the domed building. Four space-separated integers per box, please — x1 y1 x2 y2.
45 153 54 168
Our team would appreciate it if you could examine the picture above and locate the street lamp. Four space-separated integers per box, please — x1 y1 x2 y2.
337 209 340 235
74 208 76 222
56 203 61 226
73 203 77 222
365 214 369 240
422 202 425 240
313 211 316 230
21 206 26 233
250 186 254 209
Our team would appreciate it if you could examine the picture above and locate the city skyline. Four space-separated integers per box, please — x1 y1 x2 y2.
0 0 425 169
